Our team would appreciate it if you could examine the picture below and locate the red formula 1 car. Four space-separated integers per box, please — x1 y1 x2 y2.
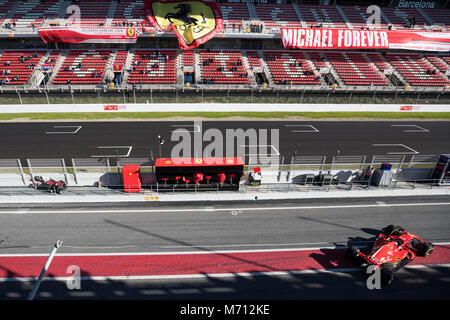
346 225 434 285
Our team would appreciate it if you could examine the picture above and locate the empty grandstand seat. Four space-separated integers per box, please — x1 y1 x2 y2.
422 8 450 29
112 0 147 27
340 5 390 30
62 0 111 26
324 52 389 86
384 53 449 86
10 0 64 30
425 55 450 74
0 50 45 85
199 50 250 85
298 4 348 29
246 51 264 69
127 49 177 84
254 3 302 29
263 51 320 85
380 6 427 30
182 51 196 68
52 49 112 85
219 2 250 32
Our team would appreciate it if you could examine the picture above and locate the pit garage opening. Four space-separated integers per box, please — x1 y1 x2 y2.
154 157 244 192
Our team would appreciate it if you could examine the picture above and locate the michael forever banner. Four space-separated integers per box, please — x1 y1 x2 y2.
281 28 450 52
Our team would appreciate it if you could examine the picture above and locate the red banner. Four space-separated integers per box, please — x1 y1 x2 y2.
281 28 450 52
145 0 223 50
39 27 142 44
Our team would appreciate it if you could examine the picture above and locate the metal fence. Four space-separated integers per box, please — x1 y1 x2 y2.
0 153 448 197
0 177 449 198
2 84 450 105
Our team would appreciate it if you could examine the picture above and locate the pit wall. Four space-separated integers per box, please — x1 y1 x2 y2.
0 103 449 113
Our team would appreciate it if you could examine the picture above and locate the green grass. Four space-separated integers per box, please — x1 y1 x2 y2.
1 112 450 121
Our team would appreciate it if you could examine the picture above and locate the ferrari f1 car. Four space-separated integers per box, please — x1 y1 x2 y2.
30 176 67 194
346 225 434 285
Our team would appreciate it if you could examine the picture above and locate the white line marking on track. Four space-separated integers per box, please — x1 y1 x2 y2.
0 246 343 257
284 124 319 133
45 126 82 134
1 242 449 258
242 144 280 156
390 125 430 133
372 143 419 154
0 201 448 216
91 146 133 158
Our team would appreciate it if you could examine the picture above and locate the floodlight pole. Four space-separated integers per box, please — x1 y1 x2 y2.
27 240 63 300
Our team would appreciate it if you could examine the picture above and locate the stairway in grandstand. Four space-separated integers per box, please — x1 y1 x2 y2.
255 51 274 86
27 51 51 86
241 51 257 86
194 50 202 85
46 50 67 85
121 49 135 86
176 50 184 86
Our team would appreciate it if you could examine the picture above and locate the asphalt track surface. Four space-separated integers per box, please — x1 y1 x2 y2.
0 120 449 162
0 195 449 300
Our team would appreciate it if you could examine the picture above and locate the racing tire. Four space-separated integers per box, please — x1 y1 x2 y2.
346 246 366 266
346 245 360 258
396 257 411 271
382 225 404 236
418 242 434 257
380 266 396 286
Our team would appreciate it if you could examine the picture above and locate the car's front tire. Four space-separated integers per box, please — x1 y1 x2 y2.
382 225 405 236
418 242 434 257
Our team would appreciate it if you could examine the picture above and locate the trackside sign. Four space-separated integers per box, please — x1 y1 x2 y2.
281 28 450 52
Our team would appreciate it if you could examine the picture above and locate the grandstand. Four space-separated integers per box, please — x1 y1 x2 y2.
0 0 449 104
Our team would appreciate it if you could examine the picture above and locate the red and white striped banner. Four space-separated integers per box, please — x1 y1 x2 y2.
39 27 142 44
281 28 450 52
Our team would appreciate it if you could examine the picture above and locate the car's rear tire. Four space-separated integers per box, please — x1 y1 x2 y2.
418 242 434 257
346 245 360 258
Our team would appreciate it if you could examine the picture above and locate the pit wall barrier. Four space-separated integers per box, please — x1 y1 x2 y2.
0 103 449 114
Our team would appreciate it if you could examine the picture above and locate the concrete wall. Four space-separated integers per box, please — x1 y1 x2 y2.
0 103 449 113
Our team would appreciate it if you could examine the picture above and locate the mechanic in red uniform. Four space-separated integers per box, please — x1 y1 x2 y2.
218 172 226 187
194 172 204 185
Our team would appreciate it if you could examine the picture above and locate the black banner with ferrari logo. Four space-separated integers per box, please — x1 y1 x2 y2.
145 0 223 50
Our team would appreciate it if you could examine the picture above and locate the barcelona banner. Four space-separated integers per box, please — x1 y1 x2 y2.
145 0 223 50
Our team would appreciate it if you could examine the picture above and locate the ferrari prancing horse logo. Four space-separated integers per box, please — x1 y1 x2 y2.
146 0 223 50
